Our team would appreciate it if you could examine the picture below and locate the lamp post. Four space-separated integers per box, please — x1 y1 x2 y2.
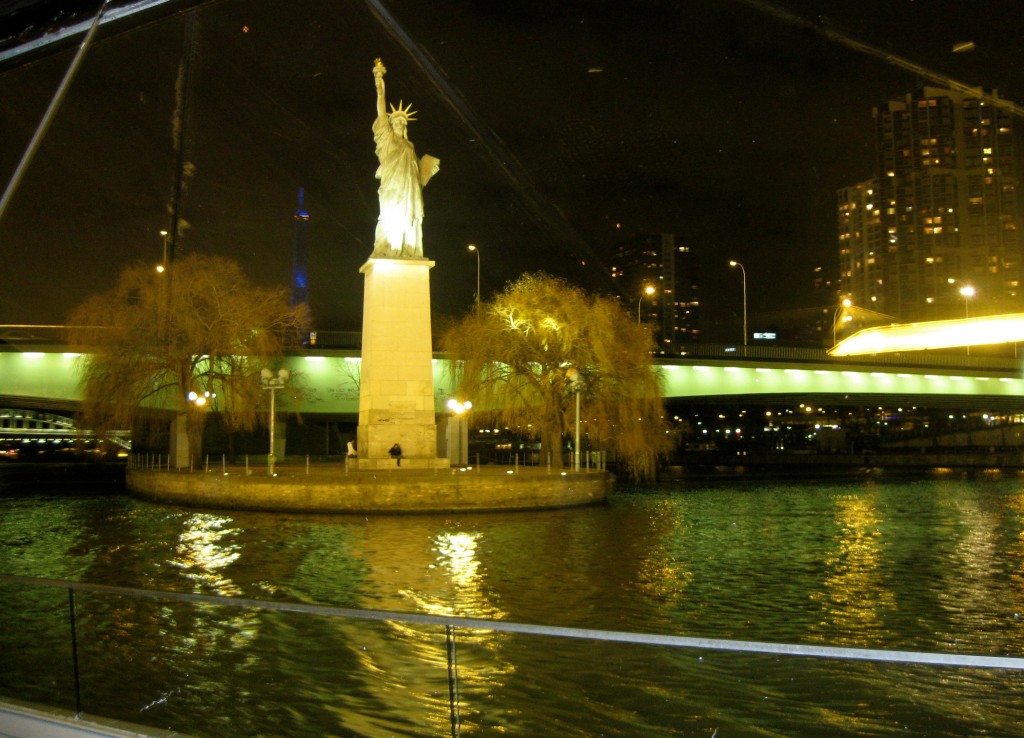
261 367 289 476
157 229 169 273
833 298 852 346
947 278 975 319
446 398 472 465
959 284 975 358
157 229 171 343
185 388 214 470
729 260 747 347
637 284 655 324
947 279 976 356
566 367 582 472
467 244 480 310
959 284 975 318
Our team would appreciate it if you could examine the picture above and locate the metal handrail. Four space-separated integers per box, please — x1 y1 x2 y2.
6 573 1024 668
3 574 1023 736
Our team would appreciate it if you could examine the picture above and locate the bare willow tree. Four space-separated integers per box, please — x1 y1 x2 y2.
440 272 672 481
66 253 310 462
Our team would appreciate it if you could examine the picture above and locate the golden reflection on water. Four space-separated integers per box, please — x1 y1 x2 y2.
937 492 1017 652
163 513 258 651
436 532 481 586
1007 490 1024 617
810 493 895 644
316 525 516 736
632 500 693 608
170 514 243 596
942 495 999 638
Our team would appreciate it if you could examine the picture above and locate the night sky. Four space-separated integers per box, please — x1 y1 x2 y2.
2 0 1023 340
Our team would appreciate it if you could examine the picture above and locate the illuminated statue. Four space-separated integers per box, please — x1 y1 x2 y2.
371 59 440 259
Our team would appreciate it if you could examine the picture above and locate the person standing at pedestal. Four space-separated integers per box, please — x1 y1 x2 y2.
371 58 440 259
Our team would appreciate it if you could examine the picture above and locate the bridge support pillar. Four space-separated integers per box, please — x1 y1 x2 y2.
169 413 189 469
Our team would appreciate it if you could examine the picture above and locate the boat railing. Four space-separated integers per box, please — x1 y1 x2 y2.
2 573 1023 737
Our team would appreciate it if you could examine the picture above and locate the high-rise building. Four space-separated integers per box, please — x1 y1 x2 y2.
610 233 699 353
839 86 1023 322
837 179 883 311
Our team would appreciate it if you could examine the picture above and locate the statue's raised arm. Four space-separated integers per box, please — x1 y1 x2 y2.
370 58 440 259
373 58 387 119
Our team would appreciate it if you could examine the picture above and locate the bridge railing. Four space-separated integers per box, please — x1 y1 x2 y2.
674 342 1021 371
1 574 1022 737
6 325 1018 373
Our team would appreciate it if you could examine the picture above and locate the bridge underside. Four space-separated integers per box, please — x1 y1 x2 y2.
0 404 130 458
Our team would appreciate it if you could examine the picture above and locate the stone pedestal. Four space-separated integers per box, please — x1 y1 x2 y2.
355 258 448 469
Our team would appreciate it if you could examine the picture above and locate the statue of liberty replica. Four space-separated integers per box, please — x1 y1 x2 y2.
371 58 440 258
354 59 448 469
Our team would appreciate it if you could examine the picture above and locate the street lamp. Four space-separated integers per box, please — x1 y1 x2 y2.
729 260 747 347
446 398 473 465
156 230 169 273
566 367 583 472
959 284 975 318
637 284 655 324
947 279 976 356
947 278 975 318
187 389 214 408
185 388 215 469
833 298 852 346
261 367 289 476
959 284 975 358
467 244 480 310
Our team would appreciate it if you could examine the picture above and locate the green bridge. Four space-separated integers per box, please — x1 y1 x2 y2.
3 343 1023 418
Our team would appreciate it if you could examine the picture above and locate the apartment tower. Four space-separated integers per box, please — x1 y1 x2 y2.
839 86 1023 322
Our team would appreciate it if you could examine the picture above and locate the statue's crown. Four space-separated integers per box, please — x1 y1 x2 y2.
388 100 417 122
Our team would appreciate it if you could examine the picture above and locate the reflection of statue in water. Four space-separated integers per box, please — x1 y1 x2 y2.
372 58 440 259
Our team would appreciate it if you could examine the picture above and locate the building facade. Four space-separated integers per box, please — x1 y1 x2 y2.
610 233 699 353
837 179 883 312
839 86 1023 322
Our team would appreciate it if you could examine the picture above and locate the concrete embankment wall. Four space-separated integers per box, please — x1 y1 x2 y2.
127 468 611 514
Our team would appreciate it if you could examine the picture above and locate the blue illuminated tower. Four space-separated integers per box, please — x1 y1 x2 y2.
291 187 310 309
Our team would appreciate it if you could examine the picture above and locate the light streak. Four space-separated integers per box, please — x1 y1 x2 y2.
830 314 1024 355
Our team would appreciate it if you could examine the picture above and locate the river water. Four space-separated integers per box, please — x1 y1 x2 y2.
1 467 1023 737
